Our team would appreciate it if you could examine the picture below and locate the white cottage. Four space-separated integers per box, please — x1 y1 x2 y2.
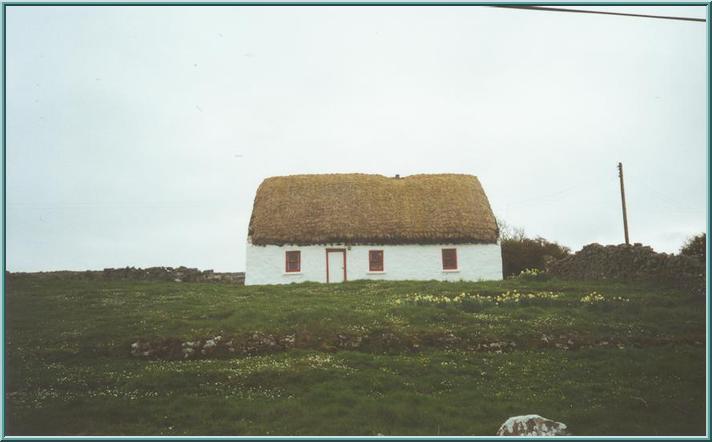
244 173 503 285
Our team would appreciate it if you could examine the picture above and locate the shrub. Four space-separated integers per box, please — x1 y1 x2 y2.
497 218 570 278
501 236 570 278
680 233 706 261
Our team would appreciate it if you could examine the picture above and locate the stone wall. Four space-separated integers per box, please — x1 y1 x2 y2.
7 267 245 284
102 267 245 283
547 243 705 295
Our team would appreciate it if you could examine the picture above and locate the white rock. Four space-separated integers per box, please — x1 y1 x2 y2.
496 414 569 436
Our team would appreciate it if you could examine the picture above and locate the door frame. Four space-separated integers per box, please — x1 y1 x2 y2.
325 248 347 283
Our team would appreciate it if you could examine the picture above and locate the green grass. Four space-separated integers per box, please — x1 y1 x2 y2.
5 275 707 436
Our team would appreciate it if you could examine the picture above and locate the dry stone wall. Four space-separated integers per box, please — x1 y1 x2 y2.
547 243 705 295
7 267 245 284
101 267 245 283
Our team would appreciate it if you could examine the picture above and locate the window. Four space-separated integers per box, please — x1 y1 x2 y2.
369 250 384 272
442 248 458 270
285 251 301 273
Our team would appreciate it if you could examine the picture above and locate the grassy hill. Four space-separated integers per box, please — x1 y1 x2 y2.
5 275 707 436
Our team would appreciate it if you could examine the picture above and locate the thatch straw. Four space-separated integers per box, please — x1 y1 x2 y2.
248 173 499 246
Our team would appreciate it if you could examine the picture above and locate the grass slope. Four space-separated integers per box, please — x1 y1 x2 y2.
5 276 707 436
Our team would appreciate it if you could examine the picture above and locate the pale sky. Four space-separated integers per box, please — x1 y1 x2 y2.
4 4 708 272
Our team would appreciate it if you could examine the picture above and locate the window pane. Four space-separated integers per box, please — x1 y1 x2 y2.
442 249 457 270
369 250 383 271
286 251 300 272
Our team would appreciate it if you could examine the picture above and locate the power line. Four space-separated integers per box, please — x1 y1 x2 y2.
492 5 706 23
636 181 702 214
507 175 616 208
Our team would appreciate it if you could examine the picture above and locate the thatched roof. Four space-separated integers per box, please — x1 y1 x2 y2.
248 173 499 246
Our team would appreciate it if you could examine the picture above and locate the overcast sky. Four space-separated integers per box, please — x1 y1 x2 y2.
5 5 708 272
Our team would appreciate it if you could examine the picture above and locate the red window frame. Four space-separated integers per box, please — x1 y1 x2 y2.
369 250 384 272
285 250 301 273
442 248 458 270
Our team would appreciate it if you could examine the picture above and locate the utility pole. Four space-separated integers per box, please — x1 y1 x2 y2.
618 162 630 245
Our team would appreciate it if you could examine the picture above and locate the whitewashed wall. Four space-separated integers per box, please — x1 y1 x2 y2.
245 241 502 285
